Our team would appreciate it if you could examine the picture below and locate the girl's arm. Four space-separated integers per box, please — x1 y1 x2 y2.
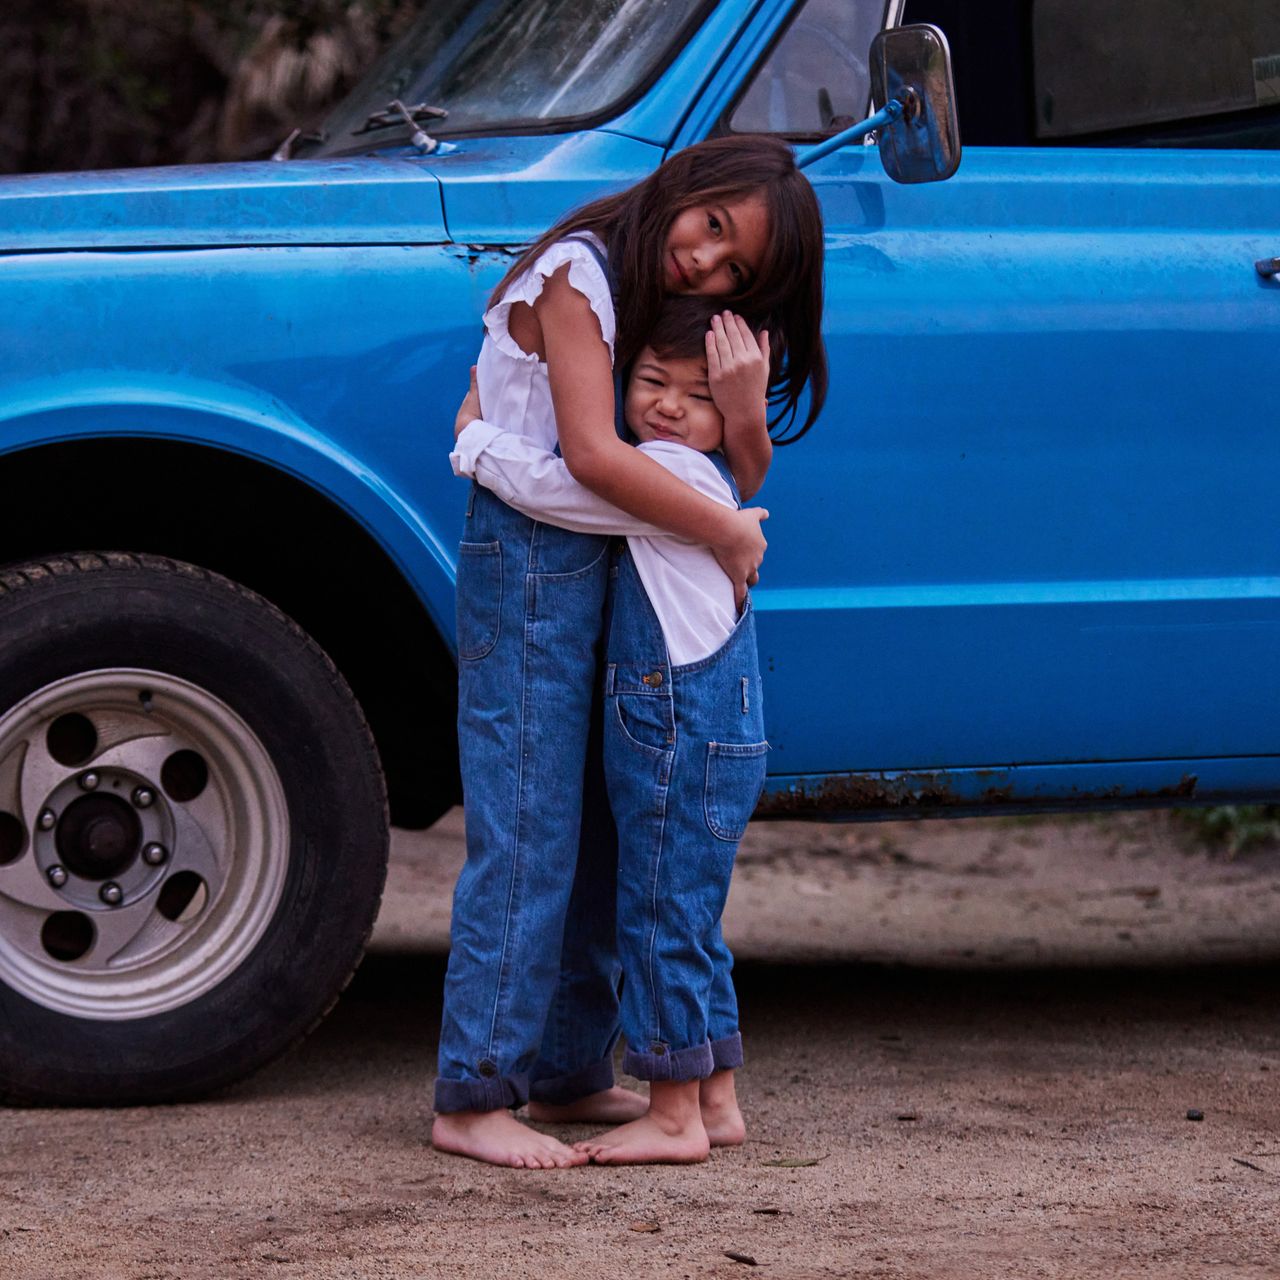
454 369 663 534
453 417 663 538
707 311 773 501
535 267 767 599
452 417 734 537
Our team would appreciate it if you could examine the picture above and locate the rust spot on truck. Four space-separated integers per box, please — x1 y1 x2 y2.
756 770 1198 818
1138 773 1198 800
756 770 971 817
449 243 522 274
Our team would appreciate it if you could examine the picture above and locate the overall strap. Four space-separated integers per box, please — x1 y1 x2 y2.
609 542 670 668
704 450 742 509
561 233 613 291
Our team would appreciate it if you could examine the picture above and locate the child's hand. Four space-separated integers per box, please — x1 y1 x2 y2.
454 366 482 439
706 312 770 427
712 506 768 610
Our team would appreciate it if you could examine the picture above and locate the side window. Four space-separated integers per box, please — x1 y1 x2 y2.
902 0 1280 149
1032 0 1280 147
728 0 896 137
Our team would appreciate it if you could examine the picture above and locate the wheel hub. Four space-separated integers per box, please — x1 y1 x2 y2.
56 794 141 881
35 765 174 910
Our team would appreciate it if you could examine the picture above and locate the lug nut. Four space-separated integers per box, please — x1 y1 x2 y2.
142 842 168 866
79 772 100 791
132 787 155 809
38 809 56 831
99 881 123 906
46 864 68 888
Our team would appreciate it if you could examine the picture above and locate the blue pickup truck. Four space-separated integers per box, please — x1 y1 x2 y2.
0 0 1276 1104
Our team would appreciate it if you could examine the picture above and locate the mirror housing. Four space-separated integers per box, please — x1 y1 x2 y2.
870 24 961 183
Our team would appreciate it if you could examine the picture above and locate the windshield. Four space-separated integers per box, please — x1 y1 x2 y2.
302 0 712 156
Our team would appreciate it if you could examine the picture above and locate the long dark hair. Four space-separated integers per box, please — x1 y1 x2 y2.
489 135 828 443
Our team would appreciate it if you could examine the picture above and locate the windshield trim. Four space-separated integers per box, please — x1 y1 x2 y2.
299 0 722 160
717 0 899 142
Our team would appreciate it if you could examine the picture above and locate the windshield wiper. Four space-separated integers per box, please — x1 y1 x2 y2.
271 128 327 161
353 100 449 155
273 101 449 161
355 99 445 137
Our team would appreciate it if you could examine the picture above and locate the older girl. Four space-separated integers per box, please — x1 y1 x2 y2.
433 135 826 1169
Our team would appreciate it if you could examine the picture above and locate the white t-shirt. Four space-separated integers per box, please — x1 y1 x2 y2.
451 423 738 667
476 231 615 455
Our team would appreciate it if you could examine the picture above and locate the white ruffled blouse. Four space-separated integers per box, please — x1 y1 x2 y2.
475 232 615 454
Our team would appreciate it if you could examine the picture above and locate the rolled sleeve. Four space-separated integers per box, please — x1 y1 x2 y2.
449 419 507 479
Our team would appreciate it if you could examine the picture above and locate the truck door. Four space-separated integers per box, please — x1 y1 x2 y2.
679 0 1280 800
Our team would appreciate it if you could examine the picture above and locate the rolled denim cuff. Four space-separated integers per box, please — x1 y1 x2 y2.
709 1032 744 1073
527 1055 616 1106
433 1067 528 1114
623 1039 714 1082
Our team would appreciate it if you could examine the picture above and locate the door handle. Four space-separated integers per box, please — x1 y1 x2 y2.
1257 257 1280 279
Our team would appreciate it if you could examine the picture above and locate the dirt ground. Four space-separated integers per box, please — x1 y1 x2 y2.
5 809 1280 1279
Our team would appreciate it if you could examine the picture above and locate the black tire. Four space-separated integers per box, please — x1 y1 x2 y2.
0 553 388 1105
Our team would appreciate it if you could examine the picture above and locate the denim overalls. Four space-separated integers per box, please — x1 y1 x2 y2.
438 485 625 1111
603 452 768 1081
436 237 627 1114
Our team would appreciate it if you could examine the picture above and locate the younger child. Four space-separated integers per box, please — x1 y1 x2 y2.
452 299 771 1163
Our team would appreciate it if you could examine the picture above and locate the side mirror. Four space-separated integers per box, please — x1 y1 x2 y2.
795 24 961 182
869 24 961 183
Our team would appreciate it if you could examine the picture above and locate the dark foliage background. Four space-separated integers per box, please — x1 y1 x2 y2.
0 0 417 174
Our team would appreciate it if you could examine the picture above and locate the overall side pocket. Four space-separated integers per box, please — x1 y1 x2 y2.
704 741 769 842
611 692 675 757
455 541 502 661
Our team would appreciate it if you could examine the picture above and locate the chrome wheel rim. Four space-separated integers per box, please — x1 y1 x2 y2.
0 669 289 1019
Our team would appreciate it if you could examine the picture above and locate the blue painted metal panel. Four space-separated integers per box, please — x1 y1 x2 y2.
797 143 1279 231
752 143 1280 778
0 159 447 251
0 242 503 636
428 132 666 244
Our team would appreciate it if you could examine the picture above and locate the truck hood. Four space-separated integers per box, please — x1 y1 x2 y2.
427 132 663 243
0 158 448 253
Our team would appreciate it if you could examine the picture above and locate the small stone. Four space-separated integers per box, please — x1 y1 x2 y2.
1186 1109 1204 1122
628 1221 660 1233
896 1111 919 1122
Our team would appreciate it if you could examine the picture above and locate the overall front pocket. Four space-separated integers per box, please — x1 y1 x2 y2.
704 740 769 841
528 523 611 578
455 541 502 660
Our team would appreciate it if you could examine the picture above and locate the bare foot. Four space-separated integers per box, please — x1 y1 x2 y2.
527 1086 649 1125
700 1069 746 1147
574 1080 710 1165
432 1109 588 1169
